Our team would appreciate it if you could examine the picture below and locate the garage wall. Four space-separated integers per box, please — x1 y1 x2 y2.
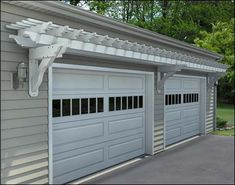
1 6 49 185
153 72 164 154
206 86 216 133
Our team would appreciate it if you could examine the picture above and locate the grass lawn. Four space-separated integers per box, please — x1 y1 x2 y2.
212 129 234 136
217 103 234 126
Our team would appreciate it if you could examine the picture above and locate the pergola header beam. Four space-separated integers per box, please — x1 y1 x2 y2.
6 18 228 96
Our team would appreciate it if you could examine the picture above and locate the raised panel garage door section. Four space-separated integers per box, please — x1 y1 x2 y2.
164 76 200 146
52 68 146 184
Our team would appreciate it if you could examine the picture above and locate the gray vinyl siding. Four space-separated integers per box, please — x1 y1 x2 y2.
153 72 164 154
206 86 216 133
1 5 49 184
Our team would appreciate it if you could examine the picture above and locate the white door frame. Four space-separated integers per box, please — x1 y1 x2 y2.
163 74 207 149
48 63 154 184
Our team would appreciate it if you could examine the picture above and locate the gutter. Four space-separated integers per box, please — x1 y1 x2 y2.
4 1 223 60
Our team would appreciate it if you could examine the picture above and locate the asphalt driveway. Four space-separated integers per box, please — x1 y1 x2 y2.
85 135 234 184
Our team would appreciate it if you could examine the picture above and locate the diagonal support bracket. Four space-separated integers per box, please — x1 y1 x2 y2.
29 44 67 97
157 65 185 94
208 72 226 88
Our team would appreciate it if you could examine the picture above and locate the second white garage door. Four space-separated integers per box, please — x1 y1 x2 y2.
51 67 146 184
164 76 201 146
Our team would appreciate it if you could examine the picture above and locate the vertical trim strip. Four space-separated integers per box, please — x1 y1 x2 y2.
48 66 53 184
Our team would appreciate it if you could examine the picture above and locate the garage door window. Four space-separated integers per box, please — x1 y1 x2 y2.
122 97 127 110
165 94 181 106
89 98 96 113
62 99 71 116
72 99 80 115
53 97 104 117
109 96 144 111
97 98 104 112
53 99 61 117
116 97 121 110
183 93 199 103
128 96 133 109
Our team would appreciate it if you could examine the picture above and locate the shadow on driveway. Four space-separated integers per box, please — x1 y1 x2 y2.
85 135 234 184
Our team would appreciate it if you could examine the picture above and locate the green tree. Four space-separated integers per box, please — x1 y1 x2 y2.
194 19 234 101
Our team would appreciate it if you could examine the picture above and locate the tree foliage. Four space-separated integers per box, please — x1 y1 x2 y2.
194 19 234 101
62 0 234 100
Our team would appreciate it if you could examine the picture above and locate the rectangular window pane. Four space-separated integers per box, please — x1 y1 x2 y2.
172 94 175 104
139 96 143 108
89 98 96 113
62 99 70 116
98 98 103 112
169 95 172 105
179 94 181 104
53 99 61 117
134 96 138 108
193 94 196 102
197 94 199 102
81 98 88 114
183 94 186 103
109 97 115 111
116 97 121 111
128 96 133 109
176 94 179 104
122 97 127 110
72 99 80 115
165 95 168 105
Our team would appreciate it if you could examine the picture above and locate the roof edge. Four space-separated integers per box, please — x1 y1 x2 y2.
3 1 223 60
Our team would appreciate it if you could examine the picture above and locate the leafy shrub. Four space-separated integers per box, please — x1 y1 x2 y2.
216 117 227 128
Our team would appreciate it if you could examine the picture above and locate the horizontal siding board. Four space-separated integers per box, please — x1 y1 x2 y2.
1 108 48 120
1 150 48 169
1 125 48 139
1 168 48 185
1 158 48 178
22 175 48 185
1 21 16 34
1 31 15 42
1 71 11 80
1 41 27 53
1 117 48 130
1 11 28 24
154 130 164 137
1 80 48 91
1 142 48 159
1 90 47 100
1 51 28 63
1 133 48 149
154 125 164 131
1 99 48 110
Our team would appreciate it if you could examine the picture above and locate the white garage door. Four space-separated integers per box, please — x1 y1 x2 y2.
164 76 200 146
52 67 146 184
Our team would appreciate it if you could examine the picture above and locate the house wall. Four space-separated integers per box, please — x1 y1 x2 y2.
1 2 215 184
1 4 49 184
153 73 164 154
206 86 216 133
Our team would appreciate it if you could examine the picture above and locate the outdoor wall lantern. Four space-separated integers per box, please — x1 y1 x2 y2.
12 62 28 89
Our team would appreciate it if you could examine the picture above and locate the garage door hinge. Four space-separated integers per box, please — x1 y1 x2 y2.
29 44 67 97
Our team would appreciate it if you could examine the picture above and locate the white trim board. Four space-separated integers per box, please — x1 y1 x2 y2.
52 63 153 75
